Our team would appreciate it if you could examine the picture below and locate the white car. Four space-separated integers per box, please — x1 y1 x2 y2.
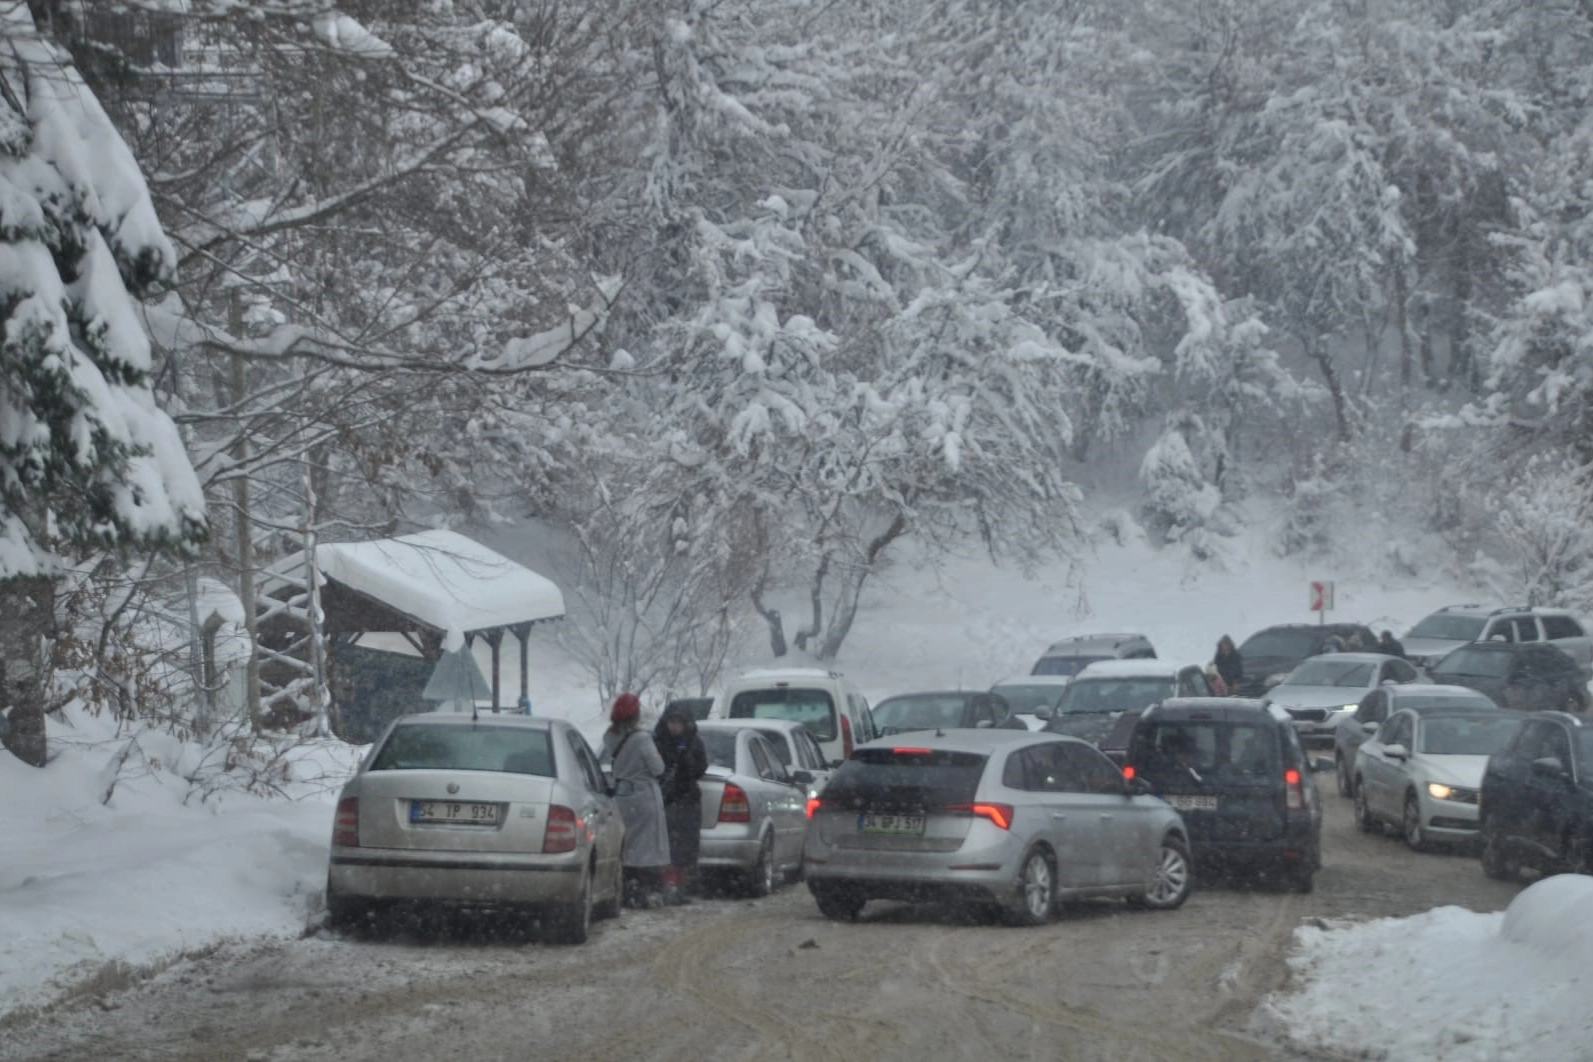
713 668 878 767
990 676 1076 731
1264 653 1426 749
1352 705 1524 850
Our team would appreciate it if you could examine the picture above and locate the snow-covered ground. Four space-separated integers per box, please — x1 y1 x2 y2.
0 509 1525 1025
1258 874 1593 1061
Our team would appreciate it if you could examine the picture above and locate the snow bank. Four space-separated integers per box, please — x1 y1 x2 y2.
0 711 362 1020
1260 876 1593 1061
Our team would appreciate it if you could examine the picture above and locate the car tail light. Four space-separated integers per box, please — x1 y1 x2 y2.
893 747 934 756
945 802 1014 830
1284 768 1306 811
719 783 752 823
332 797 359 848
1122 765 1137 781
840 713 855 759
806 797 823 818
543 805 579 853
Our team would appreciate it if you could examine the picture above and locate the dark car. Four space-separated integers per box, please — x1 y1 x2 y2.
1041 661 1214 749
1479 712 1593 879
1332 684 1497 798
1231 623 1379 697
1429 642 1590 713
665 696 716 721
1121 698 1322 892
870 690 1026 737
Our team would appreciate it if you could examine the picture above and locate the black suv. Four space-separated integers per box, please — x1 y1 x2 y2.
1429 642 1589 713
1232 623 1378 697
1479 712 1593 879
1122 698 1322 892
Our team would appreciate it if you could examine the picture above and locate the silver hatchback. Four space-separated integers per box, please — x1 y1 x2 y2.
325 714 625 944
803 730 1192 924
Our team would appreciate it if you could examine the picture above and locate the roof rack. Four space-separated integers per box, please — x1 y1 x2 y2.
1487 606 1531 616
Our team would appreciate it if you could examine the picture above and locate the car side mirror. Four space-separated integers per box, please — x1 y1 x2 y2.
1531 757 1570 781
1124 776 1152 798
1384 743 1409 761
789 769 814 786
1381 678 1398 686
1034 705 1054 721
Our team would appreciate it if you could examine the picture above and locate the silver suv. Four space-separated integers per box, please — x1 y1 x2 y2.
1403 605 1592 678
1031 632 1157 677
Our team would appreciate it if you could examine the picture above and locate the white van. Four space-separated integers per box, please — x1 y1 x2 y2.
713 668 877 767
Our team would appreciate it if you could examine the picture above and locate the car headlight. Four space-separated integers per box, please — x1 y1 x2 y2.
1426 782 1454 801
1339 704 1357 713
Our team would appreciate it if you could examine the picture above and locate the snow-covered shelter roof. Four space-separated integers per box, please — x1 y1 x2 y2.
315 530 563 650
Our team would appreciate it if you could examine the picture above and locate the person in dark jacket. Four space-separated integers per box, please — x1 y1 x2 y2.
1214 635 1244 693
1379 630 1407 659
653 705 708 904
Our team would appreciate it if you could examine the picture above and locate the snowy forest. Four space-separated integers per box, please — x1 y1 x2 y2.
4 0 1593 772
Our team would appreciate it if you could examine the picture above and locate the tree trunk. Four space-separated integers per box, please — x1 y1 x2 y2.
1305 335 1353 442
228 299 263 731
1393 265 1412 394
0 577 53 767
793 554 829 653
816 515 907 661
749 577 787 658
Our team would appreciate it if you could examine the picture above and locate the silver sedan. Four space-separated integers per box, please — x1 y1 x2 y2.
325 714 624 944
803 730 1192 924
695 723 813 897
1264 653 1427 748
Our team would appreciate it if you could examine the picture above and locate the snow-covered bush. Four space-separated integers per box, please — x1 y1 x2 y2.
1139 414 1224 547
1495 454 1593 612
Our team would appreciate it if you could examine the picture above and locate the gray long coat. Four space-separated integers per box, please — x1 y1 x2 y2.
602 725 671 868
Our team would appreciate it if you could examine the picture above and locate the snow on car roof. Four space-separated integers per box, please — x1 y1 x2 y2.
1073 660 1187 679
993 675 1075 686
315 530 565 651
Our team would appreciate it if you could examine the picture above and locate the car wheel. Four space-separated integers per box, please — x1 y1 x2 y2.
1402 793 1428 853
1480 826 1518 882
742 834 776 899
1353 778 1377 833
1131 834 1194 911
545 868 593 945
1283 862 1315 894
324 891 373 933
1004 847 1057 926
811 885 866 921
593 859 623 921
1335 754 1352 798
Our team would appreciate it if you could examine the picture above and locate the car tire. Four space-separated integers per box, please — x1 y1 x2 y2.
1003 847 1057 926
742 834 777 899
1335 754 1352 798
544 868 593 946
811 885 866 922
1130 834 1194 911
1353 777 1377 833
592 859 623 921
324 891 373 933
1283 863 1315 894
1402 792 1427 853
1480 825 1518 881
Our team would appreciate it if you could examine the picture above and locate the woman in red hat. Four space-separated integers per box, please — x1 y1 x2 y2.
602 693 670 907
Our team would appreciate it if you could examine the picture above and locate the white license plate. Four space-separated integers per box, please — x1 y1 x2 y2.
410 800 501 825
1166 795 1218 812
859 813 926 835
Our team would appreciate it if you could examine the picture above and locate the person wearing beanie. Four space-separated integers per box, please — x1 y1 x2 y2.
653 705 708 904
602 693 670 907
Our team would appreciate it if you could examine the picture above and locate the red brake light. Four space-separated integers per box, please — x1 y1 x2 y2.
332 797 359 848
543 804 579 853
1122 765 1137 781
806 797 823 818
840 714 855 759
945 802 1014 830
719 783 752 823
1284 768 1302 786
1284 768 1306 811
893 747 934 756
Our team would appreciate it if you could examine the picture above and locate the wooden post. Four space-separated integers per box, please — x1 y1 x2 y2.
513 622 532 707
485 629 504 712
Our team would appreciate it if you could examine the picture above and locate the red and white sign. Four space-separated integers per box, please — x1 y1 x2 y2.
1309 580 1335 612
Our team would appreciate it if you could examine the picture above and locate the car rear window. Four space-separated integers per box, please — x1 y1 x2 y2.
1054 677 1173 715
727 688 836 741
752 729 795 766
1407 615 1487 641
369 725 554 776
1543 615 1586 640
1238 629 1319 658
1032 655 1108 677
1286 658 1375 687
1433 647 1512 679
821 748 987 808
700 729 739 769
873 694 968 734
1129 721 1280 782
994 684 1067 715
1418 715 1520 756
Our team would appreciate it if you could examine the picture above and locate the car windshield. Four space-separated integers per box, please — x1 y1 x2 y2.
1032 655 1109 677
1054 677 1173 715
1407 615 1487 642
1131 721 1280 782
753 729 795 766
699 729 739 770
992 684 1065 715
1433 647 1512 679
369 724 554 776
822 748 988 807
1418 715 1520 756
727 688 836 741
1239 629 1320 658
872 695 969 733
1285 659 1376 688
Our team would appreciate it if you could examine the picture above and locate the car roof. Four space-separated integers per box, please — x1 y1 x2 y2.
875 689 984 703
393 712 554 730
706 718 813 735
1073 660 1190 679
729 667 844 682
1248 622 1370 635
993 675 1075 687
1143 696 1290 726
854 728 1074 754
1387 684 1496 704
1432 603 1576 618
1291 652 1393 666
1042 632 1151 652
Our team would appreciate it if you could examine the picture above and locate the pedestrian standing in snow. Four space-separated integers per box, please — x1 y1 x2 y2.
1322 635 1345 653
602 693 670 908
653 705 708 904
1204 663 1229 697
1379 630 1407 659
1214 635 1243 693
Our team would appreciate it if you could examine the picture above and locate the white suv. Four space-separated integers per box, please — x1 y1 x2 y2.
1402 605 1593 678
713 668 878 768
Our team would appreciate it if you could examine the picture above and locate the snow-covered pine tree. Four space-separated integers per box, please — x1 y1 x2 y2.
0 5 205 765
